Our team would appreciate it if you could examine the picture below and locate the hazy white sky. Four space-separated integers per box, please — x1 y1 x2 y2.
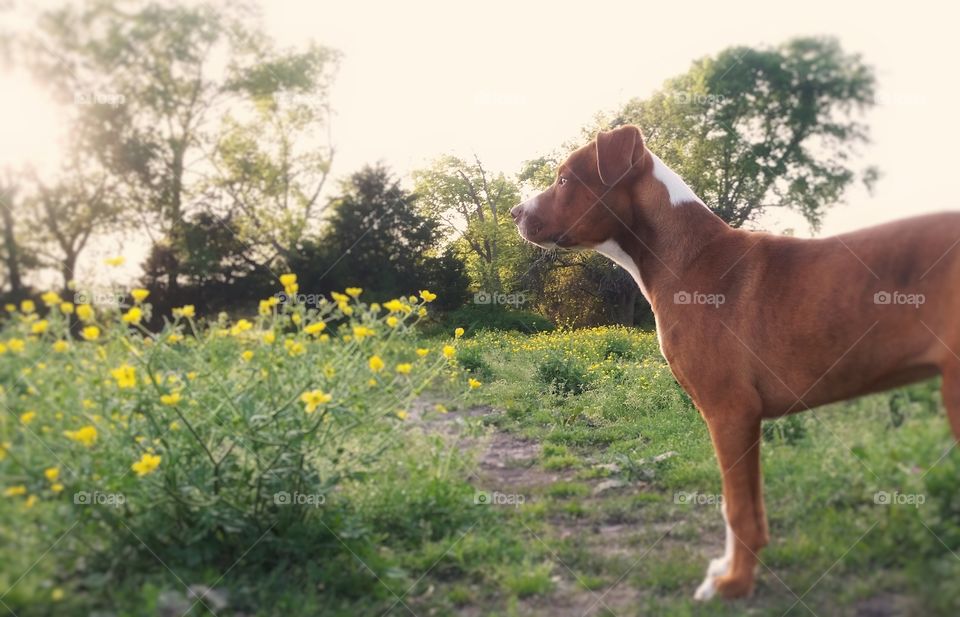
259 0 960 236
2 0 959 282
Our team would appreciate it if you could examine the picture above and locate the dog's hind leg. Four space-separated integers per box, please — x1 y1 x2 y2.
694 411 767 600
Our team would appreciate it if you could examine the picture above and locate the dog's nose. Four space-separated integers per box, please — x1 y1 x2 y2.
510 204 522 221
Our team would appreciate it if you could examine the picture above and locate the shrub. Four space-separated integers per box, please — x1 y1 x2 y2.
535 351 593 395
762 414 807 444
435 303 553 336
456 345 493 379
0 282 474 604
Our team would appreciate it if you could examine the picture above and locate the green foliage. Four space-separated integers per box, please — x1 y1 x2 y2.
609 36 876 230
0 283 475 612
536 351 593 395
762 414 808 444
438 303 554 335
413 156 524 293
455 346 493 380
291 165 468 305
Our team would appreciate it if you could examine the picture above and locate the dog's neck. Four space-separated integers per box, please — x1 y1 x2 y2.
594 151 732 311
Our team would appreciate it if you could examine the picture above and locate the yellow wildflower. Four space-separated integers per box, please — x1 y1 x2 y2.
31 320 48 334
60 302 74 314
386 316 399 328
304 322 327 336
53 340 69 353
20 411 36 425
300 389 333 413
160 392 181 406
41 291 61 306
241 350 254 362
44 467 59 482
111 364 137 389
122 307 143 324
76 304 94 322
20 300 35 313
285 340 306 356
396 363 412 375
64 425 97 447
131 452 161 477
443 345 456 359
345 287 363 298
50 483 63 494
4 485 27 497
455 327 465 338
230 319 253 336
368 355 385 373
81 326 100 341
353 326 375 341
416 348 430 357
396 410 408 420
419 290 437 302
468 378 482 389
131 288 150 303
173 305 195 318
104 256 125 267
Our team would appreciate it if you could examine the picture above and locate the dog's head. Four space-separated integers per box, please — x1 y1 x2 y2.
511 125 647 249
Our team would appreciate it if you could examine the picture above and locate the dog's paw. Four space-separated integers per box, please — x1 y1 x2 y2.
693 576 717 601
707 555 730 578
694 555 730 601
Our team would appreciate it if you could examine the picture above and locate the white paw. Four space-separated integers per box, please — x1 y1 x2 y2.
693 576 716 601
707 555 730 578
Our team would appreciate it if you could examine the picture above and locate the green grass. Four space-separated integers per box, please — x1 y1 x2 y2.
4 313 959 615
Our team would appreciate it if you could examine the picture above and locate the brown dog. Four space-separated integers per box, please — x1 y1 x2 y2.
510 124 960 600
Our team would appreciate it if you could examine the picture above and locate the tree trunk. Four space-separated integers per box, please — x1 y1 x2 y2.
61 252 78 297
0 201 24 298
612 286 638 326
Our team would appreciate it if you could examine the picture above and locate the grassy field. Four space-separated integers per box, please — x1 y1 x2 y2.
2 292 959 616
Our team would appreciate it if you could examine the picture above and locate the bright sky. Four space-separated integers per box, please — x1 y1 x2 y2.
2 0 959 286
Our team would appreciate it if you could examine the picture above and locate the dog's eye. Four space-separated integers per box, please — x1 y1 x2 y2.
558 176 568 186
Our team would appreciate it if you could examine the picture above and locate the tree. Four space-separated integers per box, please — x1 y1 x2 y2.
607 36 876 230
413 156 522 294
27 1 337 289
292 165 467 304
0 171 32 300
518 36 877 325
210 42 337 271
28 154 122 292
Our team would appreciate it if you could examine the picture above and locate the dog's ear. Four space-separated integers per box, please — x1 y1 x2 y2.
596 125 644 186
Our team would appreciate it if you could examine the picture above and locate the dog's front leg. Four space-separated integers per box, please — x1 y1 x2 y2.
694 414 766 600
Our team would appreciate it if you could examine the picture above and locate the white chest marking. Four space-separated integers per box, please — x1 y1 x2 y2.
650 152 702 206
593 239 650 304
